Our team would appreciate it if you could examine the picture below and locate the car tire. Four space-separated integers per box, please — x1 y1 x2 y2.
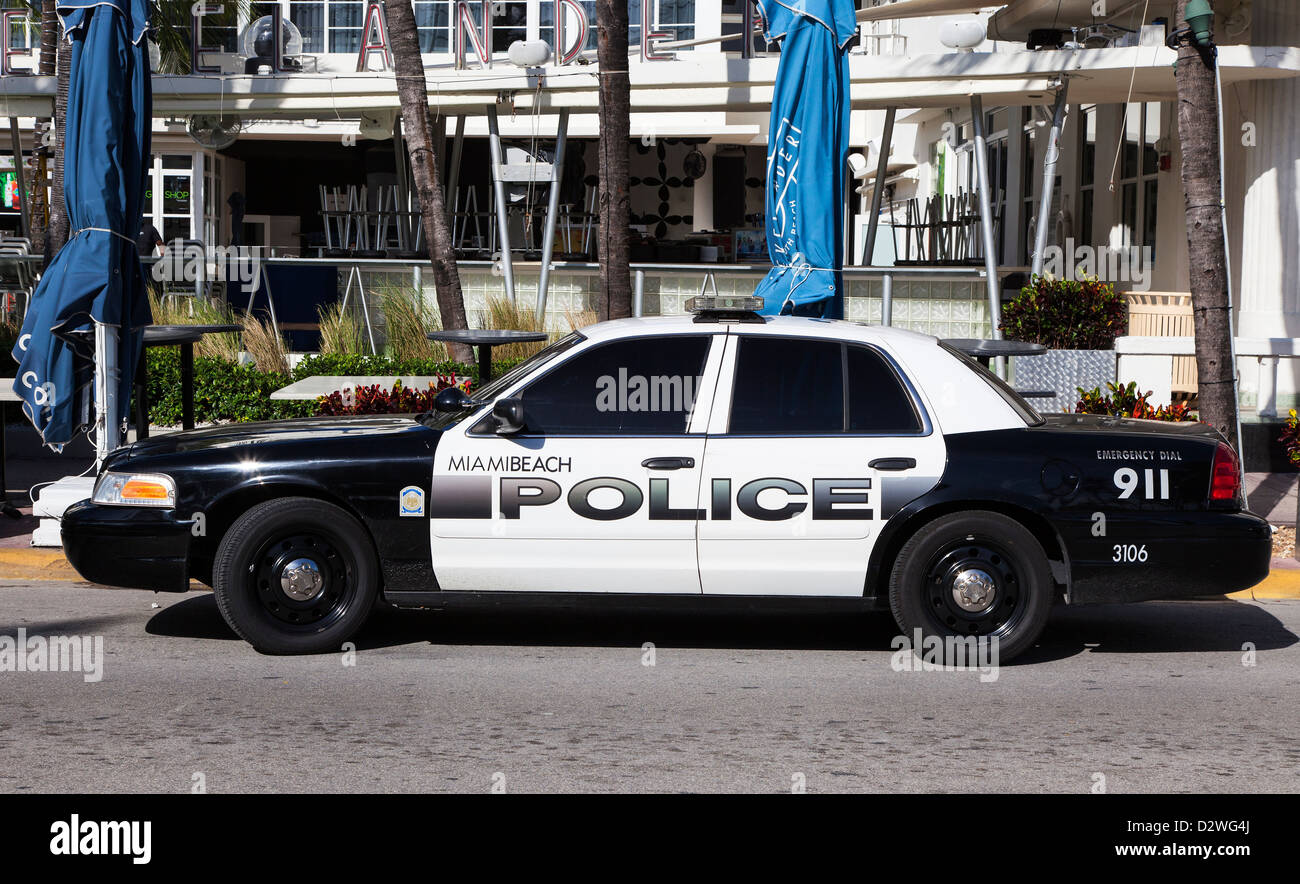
213 497 379 655
888 510 1053 664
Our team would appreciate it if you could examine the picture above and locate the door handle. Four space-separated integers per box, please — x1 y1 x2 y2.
869 457 916 471
642 457 696 470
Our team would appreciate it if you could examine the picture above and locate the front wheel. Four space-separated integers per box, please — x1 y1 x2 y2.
888 511 1054 664
213 497 379 654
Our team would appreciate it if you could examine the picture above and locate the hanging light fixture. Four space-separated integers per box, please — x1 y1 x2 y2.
1185 0 1215 46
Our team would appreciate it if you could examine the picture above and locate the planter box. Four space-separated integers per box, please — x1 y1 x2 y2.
1011 349 1115 414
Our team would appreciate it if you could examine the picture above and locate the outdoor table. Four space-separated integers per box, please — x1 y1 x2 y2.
943 338 1046 368
942 338 1054 400
426 329 548 384
136 324 242 439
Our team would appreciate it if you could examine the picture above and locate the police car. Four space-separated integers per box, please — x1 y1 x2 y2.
61 297 1270 659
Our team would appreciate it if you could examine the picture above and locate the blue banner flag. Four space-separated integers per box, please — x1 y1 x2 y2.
11 0 152 451
752 0 856 318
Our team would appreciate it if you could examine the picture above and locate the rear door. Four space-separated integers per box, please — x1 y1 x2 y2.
696 333 945 596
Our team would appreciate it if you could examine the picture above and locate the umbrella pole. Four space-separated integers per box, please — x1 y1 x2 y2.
93 322 121 464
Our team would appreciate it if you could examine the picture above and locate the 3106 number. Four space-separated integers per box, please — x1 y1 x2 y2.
1112 543 1149 563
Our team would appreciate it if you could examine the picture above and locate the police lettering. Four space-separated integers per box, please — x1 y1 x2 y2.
492 476 872 521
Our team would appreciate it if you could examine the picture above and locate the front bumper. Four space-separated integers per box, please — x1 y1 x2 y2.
1066 510 1272 604
61 500 192 592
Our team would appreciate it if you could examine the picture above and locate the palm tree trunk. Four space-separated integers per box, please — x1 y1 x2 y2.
27 0 57 252
382 0 473 365
44 35 70 266
595 0 631 320
1173 0 1238 445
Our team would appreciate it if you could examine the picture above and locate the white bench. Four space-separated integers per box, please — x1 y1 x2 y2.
1115 336 1300 416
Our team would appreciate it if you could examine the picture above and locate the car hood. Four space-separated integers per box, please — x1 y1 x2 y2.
117 415 426 461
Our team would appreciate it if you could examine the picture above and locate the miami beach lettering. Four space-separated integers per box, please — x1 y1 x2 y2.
448 455 572 473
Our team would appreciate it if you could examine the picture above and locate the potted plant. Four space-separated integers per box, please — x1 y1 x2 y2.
1000 274 1127 413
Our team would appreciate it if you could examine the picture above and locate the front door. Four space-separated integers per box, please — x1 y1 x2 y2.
430 332 725 593
697 333 945 596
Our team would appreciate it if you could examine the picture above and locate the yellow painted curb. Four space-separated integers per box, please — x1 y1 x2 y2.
0 548 79 581
1230 567 1300 601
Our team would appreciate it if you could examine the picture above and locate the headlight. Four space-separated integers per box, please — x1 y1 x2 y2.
92 472 177 507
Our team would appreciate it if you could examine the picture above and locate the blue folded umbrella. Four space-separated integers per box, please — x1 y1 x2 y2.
11 0 152 451
753 0 856 320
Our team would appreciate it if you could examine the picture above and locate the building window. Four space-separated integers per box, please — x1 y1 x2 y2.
1078 105 1096 247
149 154 196 244
1118 101 1161 258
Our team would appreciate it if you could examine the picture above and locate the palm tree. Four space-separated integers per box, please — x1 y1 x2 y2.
382 0 473 363
1172 0 1238 445
594 0 632 320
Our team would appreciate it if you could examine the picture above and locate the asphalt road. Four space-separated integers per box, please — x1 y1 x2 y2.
2 579 1298 794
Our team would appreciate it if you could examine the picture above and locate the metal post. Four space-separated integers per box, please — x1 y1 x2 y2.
1031 81 1069 279
392 116 411 250
535 108 569 325
93 322 121 462
970 95 1005 375
486 104 516 303
741 0 756 59
881 272 892 327
633 269 645 317
8 118 29 239
447 115 466 246
863 106 896 267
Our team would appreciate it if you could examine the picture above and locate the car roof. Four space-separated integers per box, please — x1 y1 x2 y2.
576 314 940 348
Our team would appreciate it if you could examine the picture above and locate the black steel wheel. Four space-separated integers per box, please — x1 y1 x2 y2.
213 497 379 654
889 511 1054 663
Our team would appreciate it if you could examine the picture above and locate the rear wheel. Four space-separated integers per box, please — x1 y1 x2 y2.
888 511 1053 663
213 497 378 654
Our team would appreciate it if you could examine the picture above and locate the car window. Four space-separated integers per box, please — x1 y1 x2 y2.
729 337 923 435
730 337 844 434
515 335 711 435
847 345 923 433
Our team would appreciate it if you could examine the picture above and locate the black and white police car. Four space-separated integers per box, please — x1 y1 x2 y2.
62 297 1270 659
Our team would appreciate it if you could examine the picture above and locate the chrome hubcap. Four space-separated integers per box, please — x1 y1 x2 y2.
280 558 324 602
951 568 997 612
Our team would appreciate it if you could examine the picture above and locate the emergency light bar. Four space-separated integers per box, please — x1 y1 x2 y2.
686 295 764 312
685 296 766 324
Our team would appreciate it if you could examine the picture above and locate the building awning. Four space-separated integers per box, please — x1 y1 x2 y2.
2 43 1297 120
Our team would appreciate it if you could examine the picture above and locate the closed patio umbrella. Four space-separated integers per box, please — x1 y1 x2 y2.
753 0 856 319
11 0 152 453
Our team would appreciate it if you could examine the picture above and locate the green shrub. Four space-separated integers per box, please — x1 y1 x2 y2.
144 350 530 428
1000 274 1127 350
143 349 309 426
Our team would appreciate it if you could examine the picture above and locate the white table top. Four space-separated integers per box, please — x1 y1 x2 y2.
271 375 470 401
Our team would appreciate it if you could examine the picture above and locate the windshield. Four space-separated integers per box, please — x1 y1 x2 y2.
938 342 1044 426
419 331 585 429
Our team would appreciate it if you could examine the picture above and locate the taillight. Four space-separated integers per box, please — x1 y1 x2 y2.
1209 442 1241 504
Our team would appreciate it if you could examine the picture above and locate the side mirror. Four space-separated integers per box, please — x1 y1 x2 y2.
434 387 474 412
492 397 526 435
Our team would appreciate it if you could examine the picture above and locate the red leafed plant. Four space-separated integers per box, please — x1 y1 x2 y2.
1075 381 1193 422
315 375 472 416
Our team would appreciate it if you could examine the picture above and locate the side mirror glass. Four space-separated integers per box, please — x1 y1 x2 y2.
493 397 526 435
